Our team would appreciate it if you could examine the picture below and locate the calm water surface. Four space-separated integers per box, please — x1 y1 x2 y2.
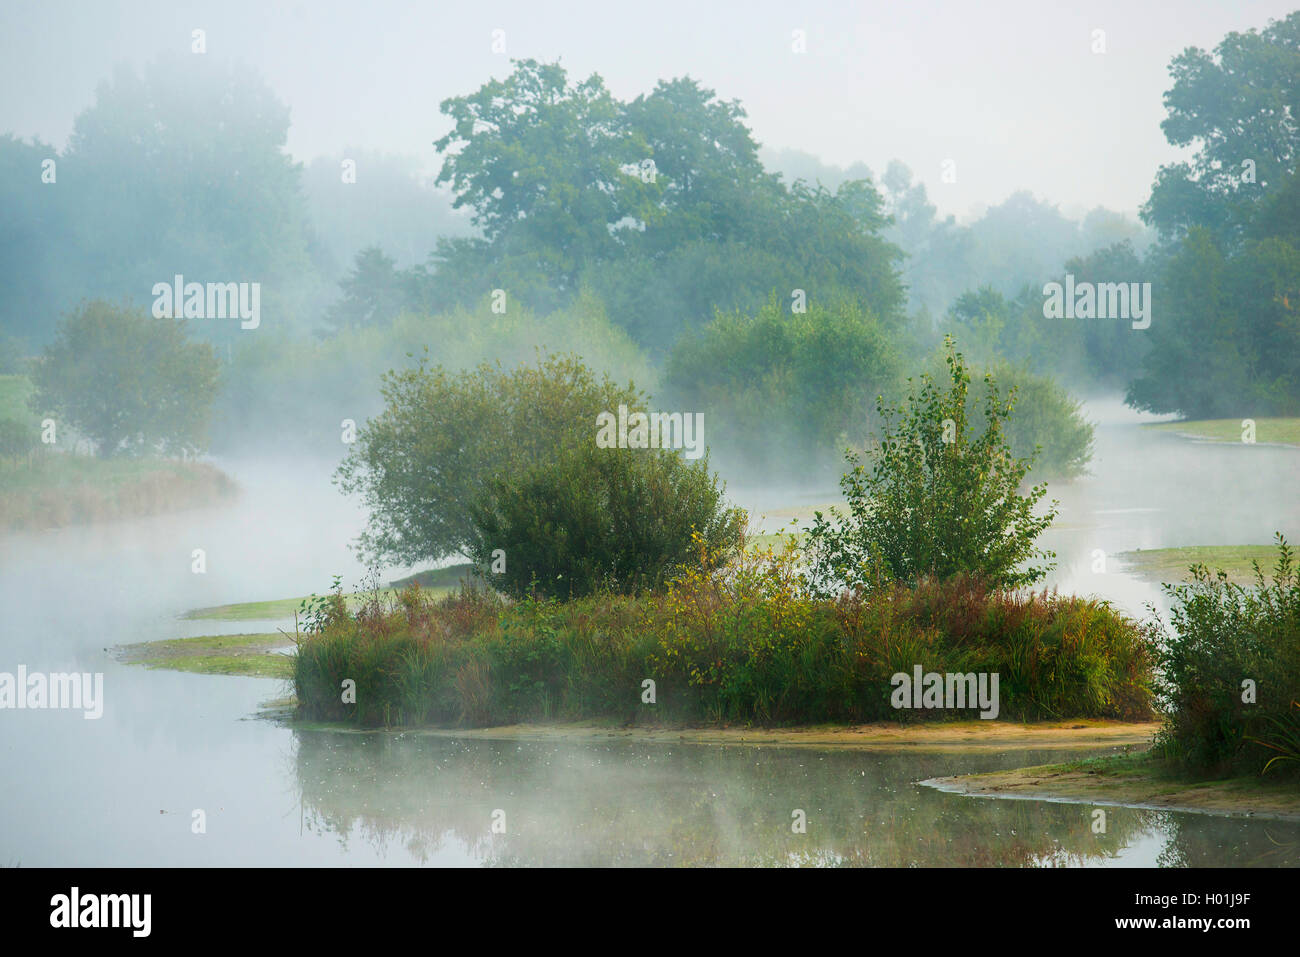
1 402 1296 866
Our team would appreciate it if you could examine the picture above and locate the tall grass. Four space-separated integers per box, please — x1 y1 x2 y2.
1153 534 1300 778
294 536 1155 728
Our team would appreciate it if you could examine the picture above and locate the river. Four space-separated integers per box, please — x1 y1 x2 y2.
1 400 1296 866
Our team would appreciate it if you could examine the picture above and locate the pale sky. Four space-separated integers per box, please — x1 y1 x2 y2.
2 0 1295 219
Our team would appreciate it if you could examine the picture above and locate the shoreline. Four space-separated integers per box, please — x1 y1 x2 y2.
288 716 1160 752
926 757 1300 821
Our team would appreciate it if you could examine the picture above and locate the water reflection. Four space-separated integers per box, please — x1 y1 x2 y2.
292 732 1300 867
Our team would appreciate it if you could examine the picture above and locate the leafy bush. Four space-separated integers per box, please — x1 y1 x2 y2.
0 418 36 461
973 360 1094 480
663 297 902 478
293 535 1154 728
468 443 744 600
1152 534 1300 776
336 352 645 566
806 337 1058 594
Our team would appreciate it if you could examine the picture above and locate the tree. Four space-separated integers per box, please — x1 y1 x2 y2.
433 59 653 290
469 443 744 600
664 298 901 476
29 300 220 457
1141 12 1300 244
323 246 413 332
806 337 1057 593
57 55 322 344
428 61 906 347
335 353 644 566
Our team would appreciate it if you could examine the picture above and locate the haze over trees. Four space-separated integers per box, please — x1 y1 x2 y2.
29 300 219 458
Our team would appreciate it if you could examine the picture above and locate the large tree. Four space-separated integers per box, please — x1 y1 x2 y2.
1141 12 1300 244
29 300 220 457
433 59 654 289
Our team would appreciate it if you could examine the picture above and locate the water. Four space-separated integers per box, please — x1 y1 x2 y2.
1 402 1297 866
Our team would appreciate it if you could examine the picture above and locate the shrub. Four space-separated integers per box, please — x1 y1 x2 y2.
468 443 744 600
0 418 36 462
335 352 645 566
29 300 219 458
662 297 901 478
971 360 1094 480
806 337 1058 594
293 535 1154 728
1152 534 1300 776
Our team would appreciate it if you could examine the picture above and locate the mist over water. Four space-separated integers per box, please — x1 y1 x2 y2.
2 405 1295 866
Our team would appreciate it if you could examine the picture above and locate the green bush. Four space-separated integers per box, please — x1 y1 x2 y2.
468 443 744 600
0 418 36 461
336 352 646 567
806 337 1058 594
663 297 902 478
29 300 219 458
971 360 1094 480
293 537 1155 728
1153 534 1300 776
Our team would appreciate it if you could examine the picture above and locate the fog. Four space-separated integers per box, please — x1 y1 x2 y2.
1 1 1297 872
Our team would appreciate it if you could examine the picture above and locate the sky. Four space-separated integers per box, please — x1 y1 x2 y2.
1 0 1295 220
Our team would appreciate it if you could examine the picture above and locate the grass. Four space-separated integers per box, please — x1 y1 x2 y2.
1117 544 1283 585
937 749 1300 819
1144 416 1300 446
115 633 293 678
0 454 237 531
182 564 481 621
293 542 1157 729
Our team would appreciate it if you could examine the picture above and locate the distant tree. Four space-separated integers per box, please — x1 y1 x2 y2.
664 298 901 475
29 300 220 457
433 59 653 290
323 246 412 332
806 337 1057 593
57 55 322 343
1142 12 1300 243
430 61 906 347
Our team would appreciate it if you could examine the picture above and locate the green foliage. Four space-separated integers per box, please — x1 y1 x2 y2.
28 300 219 457
335 353 645 567
293 543 1155 728
1127 225 1300 417
0 418 36 461
469 444 744 600
1142 12 1300 243
1153 534 1300 777
213 293 654 456
971 360 1094 480
806 337 1058 593
427 60 905 347
434 59 653 286
4 56 325 348
663 297 902 477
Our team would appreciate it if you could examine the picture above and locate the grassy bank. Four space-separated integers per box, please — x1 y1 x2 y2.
182 564 476 621
115 633 293 678
293 545 1156 729
1118 544 1281 585
929 750 1300 820
1144 416 1300 446
0 453 237 532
